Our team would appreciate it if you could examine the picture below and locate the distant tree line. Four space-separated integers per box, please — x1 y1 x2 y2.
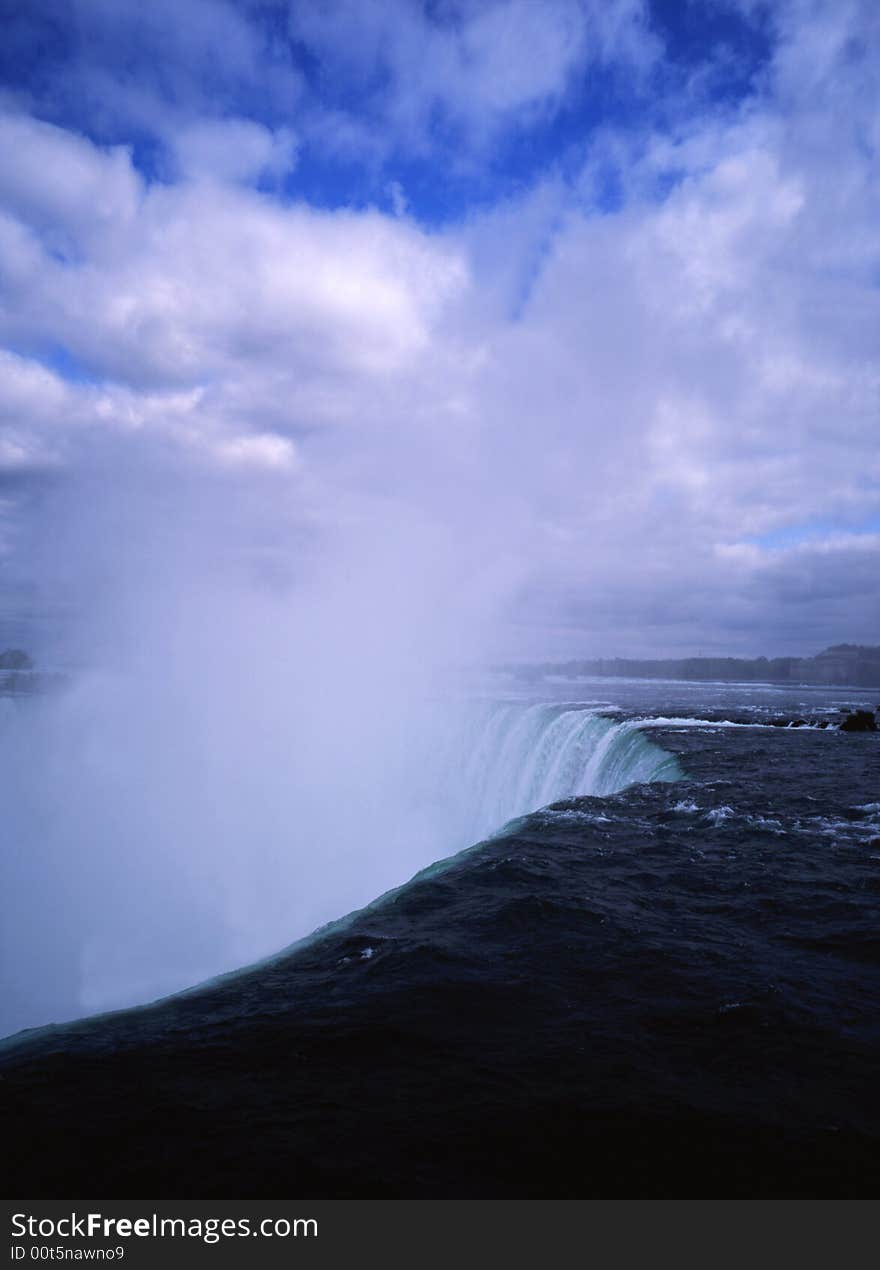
0 649 33 670
510 645 880 688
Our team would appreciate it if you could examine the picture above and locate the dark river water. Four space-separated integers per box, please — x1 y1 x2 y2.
3 677 879 1197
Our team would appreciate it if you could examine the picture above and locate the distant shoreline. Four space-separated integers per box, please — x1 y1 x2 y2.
503 644 880 690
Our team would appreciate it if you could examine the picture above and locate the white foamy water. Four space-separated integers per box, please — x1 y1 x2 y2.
431 702 683 843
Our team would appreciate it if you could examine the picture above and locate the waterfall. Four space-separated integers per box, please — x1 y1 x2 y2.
434 702 682 843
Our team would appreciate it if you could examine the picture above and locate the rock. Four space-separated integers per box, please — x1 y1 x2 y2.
839 709 877 732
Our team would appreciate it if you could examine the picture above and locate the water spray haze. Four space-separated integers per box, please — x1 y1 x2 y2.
0 441 511 1036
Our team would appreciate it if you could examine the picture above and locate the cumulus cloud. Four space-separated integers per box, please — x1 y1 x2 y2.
0 0 876 664
0 113 141 257
444 15 877 654
0 111 467 402
289 0 659 159
171 118 299 185
0 0 304 152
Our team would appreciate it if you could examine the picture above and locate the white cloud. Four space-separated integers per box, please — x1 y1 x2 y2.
0 113 141 257
212 432 299 471
289 0 659 157
172 119 298 185
0 0 877 660
0 116 467 398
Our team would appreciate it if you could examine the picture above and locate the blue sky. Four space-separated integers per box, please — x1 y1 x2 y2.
1 0 775 223
0 0 878 659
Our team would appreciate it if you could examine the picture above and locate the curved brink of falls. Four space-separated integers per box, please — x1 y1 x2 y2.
439 703 683 846
198 704 685 986
0 699 683 1040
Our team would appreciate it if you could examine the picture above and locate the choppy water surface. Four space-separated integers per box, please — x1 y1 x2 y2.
3 676 879 1197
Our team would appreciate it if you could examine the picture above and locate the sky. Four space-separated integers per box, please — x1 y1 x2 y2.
0 0 878 659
